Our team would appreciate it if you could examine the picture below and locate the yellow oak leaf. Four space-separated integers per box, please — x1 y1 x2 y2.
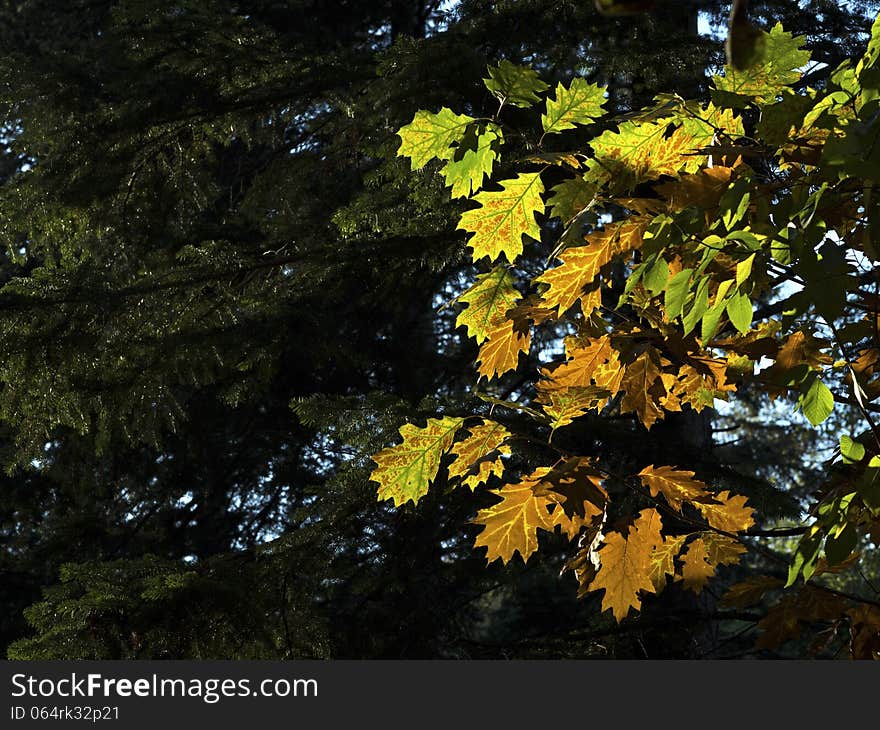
538 336 623 409
472 470 556 564
540 386 609 432
588 507 664 621
619 349 666 429
370 416 464 506
637 464 711 511
680 537 715 594
457 172 544 263
447 420 512 490
586 120 700 191
455 266 520 344
535 221 632 316
476 319 530 380
695 490 755 532
649 534 686 592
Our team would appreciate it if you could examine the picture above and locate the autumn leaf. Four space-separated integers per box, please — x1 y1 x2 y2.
455 266 520 344
680 537 715 594
472 470 556 564
371 417 465 506
588 508 664 621
695 490 755 532
638 465 711 511
619 349 666 429
649 535 686 592
534 242 614 315
476 319 531 380
541 386 609 432
539 336 622 406
542 78 607 136
700 531 748 566
531 457 608 519
447 420 512 490
712 23 811 106
397 108 474 169
458 173 545 263
847 605 880 659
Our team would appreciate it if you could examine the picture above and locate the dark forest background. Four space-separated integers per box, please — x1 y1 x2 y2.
0 0 877 659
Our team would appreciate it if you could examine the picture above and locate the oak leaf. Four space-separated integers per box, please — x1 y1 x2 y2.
447 420 512 490
542 78 607 135
457 172 544 262
588 508 664 621
371 417 464 506
619 349 666 429
680 537 715 594
649 535 686 592
472 469 556 564
638 465 711 511
455 266 520 344
476 319 531 380
397 108 473 169
695 490 755 532
720 575 783 609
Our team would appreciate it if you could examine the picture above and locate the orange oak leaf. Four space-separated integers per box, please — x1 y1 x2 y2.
619 349 666 429
638 464 711 511
370 416 465 506
588 507 664 621
680 537 715 594
472 469 556 564
447 420 512 490
534 243 613 315
695 490 755 532
476 319 530 380
655 166 736 211
540 336 617 389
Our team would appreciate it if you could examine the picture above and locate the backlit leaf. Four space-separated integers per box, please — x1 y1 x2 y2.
680 537 715 594
458 173 545 263
476 319 531 380
638 465 711 511
588 508 664 621
455 266 520 344
695 490 755 533
619 349 666 429
542 78 607 135
397 108 474 170
371 417 465 506
447 420 512 490
472 469 556 564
